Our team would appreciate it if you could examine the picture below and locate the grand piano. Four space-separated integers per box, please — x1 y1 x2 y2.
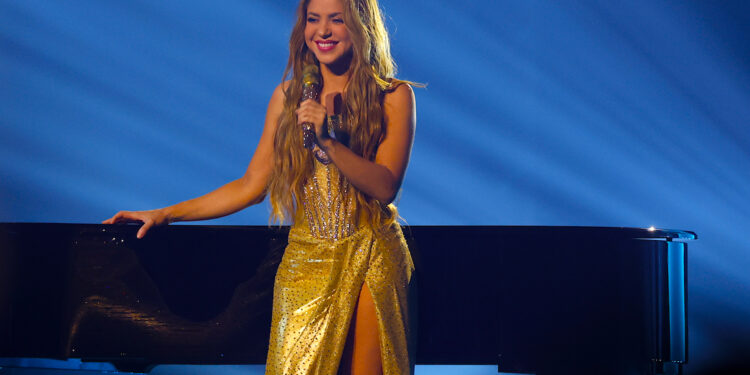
0 223 694 374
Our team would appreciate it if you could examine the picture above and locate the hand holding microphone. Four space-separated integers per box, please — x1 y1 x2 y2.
298 64 344 164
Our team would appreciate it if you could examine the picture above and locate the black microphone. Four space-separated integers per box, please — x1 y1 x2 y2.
301 64 320 150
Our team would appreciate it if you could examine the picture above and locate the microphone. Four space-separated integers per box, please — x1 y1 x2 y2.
301 64 320 150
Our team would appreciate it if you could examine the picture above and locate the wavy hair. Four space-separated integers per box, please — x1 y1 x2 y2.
267 0 406 227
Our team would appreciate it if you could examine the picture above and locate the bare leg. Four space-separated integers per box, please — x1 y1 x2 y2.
339 282 383 375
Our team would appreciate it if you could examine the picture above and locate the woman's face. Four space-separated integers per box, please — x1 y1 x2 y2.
304 0 353 67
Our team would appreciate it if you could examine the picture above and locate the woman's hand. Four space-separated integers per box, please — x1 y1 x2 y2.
102 209 170 239
296 99 330 144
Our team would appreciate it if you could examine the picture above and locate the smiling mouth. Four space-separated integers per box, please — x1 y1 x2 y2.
315 41 338 51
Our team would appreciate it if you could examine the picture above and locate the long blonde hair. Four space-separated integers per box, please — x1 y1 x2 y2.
267 0 405 227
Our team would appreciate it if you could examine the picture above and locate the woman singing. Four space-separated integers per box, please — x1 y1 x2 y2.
103 0 417 373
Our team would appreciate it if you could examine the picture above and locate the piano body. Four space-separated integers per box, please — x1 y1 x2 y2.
0 223 694 374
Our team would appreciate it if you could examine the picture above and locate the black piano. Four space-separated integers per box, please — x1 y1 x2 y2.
0 223 694 374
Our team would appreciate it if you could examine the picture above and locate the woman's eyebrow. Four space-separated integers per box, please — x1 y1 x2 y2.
307 12 343 17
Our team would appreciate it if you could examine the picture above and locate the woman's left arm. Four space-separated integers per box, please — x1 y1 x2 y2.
297 84 415 204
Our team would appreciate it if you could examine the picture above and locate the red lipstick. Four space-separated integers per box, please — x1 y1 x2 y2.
315 40 338 52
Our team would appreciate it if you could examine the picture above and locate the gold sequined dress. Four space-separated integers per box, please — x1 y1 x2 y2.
265 160 416 375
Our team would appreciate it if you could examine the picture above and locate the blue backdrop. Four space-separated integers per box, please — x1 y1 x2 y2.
2 0 749 373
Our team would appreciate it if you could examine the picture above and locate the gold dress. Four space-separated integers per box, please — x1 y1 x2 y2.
265 160 416 375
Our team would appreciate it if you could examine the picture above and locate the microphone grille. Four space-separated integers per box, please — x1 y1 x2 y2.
302 64 320 86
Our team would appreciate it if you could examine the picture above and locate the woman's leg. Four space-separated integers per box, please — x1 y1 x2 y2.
339 281 383 375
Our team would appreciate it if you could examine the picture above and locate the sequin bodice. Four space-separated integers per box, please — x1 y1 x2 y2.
299 160 357 241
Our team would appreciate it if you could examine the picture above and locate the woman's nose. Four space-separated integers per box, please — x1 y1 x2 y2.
317 21 332 38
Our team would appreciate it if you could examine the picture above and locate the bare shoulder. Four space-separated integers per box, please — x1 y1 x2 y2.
265 80 291 122
384 82 415 110
281 79 292 92
383 82 416 136
269 80 291 106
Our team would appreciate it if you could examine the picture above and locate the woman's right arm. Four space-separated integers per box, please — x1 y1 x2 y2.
102 83 286 239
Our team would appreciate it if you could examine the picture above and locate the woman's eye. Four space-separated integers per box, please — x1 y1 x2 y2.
332 18 344 24
307 17 318 23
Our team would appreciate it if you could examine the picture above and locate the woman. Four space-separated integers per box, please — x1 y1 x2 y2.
104 0 417 373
